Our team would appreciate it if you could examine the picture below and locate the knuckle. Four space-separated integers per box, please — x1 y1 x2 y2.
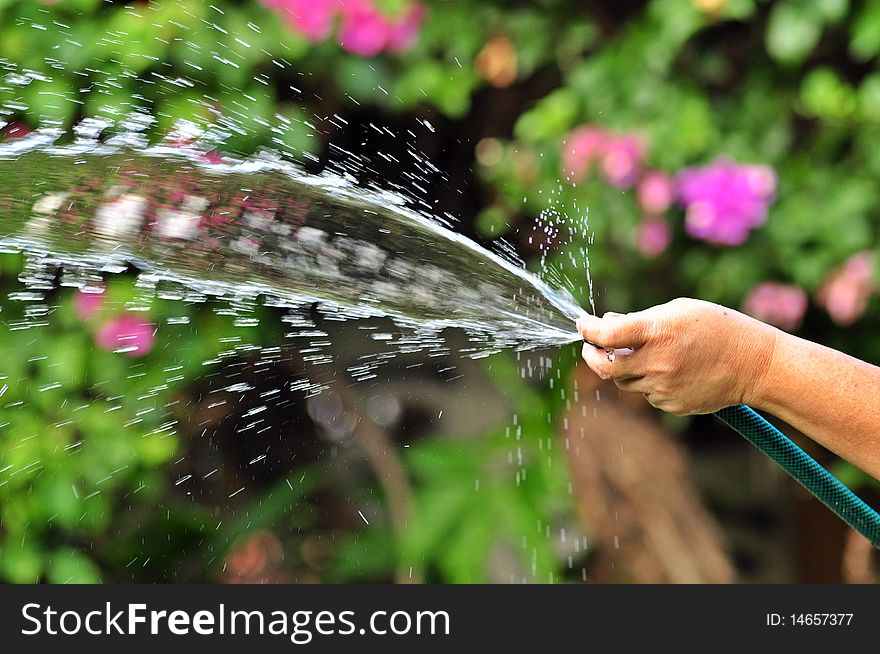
603 325 621 345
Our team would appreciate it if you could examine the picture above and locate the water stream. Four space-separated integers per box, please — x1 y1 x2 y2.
0 124 586 355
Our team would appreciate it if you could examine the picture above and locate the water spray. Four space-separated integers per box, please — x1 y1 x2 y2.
2 126 878 550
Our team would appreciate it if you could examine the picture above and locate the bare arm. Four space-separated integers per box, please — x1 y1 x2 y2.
753 331 880 479
576 298 880 480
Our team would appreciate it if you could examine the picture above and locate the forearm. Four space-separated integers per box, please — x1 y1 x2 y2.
750 330 880 480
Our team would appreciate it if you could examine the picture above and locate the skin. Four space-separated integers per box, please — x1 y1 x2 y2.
576 298 880 480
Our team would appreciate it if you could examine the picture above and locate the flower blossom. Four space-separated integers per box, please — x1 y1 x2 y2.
636 216 672 257
601 134 645 189
74 290 104 320
338 0 390 56
561 125 644 188
677 160 777 246
561 125 608 182
637 170 676 214
263 0 337 42
96 314 156 357
816 251 874 326
262 0 426 55
742 283 807 331
386 3 427 53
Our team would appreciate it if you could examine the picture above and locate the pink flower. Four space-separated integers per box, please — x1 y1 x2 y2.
816 252 874 326
200 150 225 165
263 0 425 55
637 171 676 214
96 314 156 357
338 0 391 56
636 216 672 257
600 134 645 189
743 283 807 331
561 125 608 182
678 160 777 246
74 290 104 320
267 0 338 42
386 3 426 53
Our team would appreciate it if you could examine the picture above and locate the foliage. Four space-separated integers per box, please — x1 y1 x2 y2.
332 354 572 583
0 254 284 582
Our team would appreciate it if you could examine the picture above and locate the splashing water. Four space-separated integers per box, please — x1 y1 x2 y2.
0 6 597 585
0 123 585 356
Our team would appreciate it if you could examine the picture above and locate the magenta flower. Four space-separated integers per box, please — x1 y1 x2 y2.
263 0 425 55
636 216 672 257
265 0 338 42
386 3 427 53
74 290 104 320
200 150 225 165
600 134 645 189
561 125 608 182
678 160 777 246
816 252 874 326
743 283 807 331
561 126 644 188
637 170 676 215
338 0 391 56
96 314 156 357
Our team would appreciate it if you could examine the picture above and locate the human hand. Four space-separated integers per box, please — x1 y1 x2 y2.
576 298 780 415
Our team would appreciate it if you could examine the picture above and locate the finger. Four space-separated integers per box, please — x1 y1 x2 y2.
581 343 644 380
581 342 613 379
575 312 652 350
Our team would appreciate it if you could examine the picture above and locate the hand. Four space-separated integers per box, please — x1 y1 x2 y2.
576 298 780 415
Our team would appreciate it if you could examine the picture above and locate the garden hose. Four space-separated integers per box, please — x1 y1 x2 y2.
715 404 880 548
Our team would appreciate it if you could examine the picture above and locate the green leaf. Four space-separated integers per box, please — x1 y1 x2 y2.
858 73 880 120
135 432 178 467
437 504 496 582
331 528 397 581
812 0 849 23
273 104 321 162
0 541 44 583
851 0 880 60
46 548 102 584
514 88 581 143
398 484 470 566
23 76 79 128
41 473 83 530
800 67 857 120
475 205 512 237
766 3 823 64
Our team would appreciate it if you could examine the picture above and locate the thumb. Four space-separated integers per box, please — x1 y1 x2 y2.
576 312 652 349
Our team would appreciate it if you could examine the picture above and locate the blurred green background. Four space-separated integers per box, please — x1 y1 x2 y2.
0 0 878 583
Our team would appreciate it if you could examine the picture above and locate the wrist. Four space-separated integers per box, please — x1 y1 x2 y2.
742 323 786 410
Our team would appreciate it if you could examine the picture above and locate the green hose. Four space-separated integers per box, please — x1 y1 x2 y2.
715 404 880 548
